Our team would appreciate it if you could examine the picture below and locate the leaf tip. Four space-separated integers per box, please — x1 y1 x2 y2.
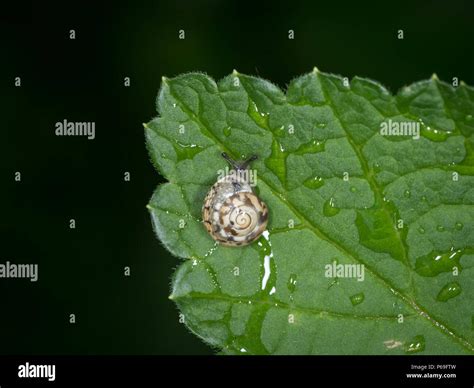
161 75 169 84
168 293 176 300
431 73 439 81
232 69 240 76
312 66 320 74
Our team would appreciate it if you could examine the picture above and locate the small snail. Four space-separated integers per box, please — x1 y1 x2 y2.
202 152 268 246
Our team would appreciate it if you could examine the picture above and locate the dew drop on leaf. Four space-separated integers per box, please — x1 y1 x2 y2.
420 126 451 142
287 274 297 293
436 281 462 302
404 335 426 353
415 249 463 277
258 231 276 294
323 197 340 217
350 292 365 306
248 100 269 128
303 176 324 189
295 139 325 155
275 126 285 137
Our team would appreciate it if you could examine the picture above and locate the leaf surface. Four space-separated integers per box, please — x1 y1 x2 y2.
146 69 474 354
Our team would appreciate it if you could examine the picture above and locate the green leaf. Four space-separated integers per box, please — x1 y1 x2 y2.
145 69 474 355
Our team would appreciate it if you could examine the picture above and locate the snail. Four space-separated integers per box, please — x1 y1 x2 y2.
202 152 268 246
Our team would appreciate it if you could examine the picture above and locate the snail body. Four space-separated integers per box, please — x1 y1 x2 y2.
202 153 268 246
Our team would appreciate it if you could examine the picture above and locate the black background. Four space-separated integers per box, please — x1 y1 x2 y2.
0 0 473 355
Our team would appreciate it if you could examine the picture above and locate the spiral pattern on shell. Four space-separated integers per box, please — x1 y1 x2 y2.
203 191 268 246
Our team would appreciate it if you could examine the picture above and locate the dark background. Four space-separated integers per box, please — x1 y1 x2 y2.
0 0 472 355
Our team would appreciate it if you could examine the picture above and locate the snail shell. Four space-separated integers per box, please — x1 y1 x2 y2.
202 153 268 246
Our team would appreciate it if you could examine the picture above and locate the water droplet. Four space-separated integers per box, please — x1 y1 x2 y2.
418 226 425 234
350 186 357 193
420 125 451 142
421 195 427 202
174 142 204 161
350 292 365 306
287 274 297 293
303 176 324 189
258 231 276 295
373 162 381 173
317 122 327 129
355 205 405 262
295 139 325 155
275 125 285 137
455 222 463 230
404 335 425 353
466 114 473 122
437 225 445 232
248 101 269 128
323 197 340 217
436 281 462 302
403 189 411 198
415 248 463 277
223 126 232 137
